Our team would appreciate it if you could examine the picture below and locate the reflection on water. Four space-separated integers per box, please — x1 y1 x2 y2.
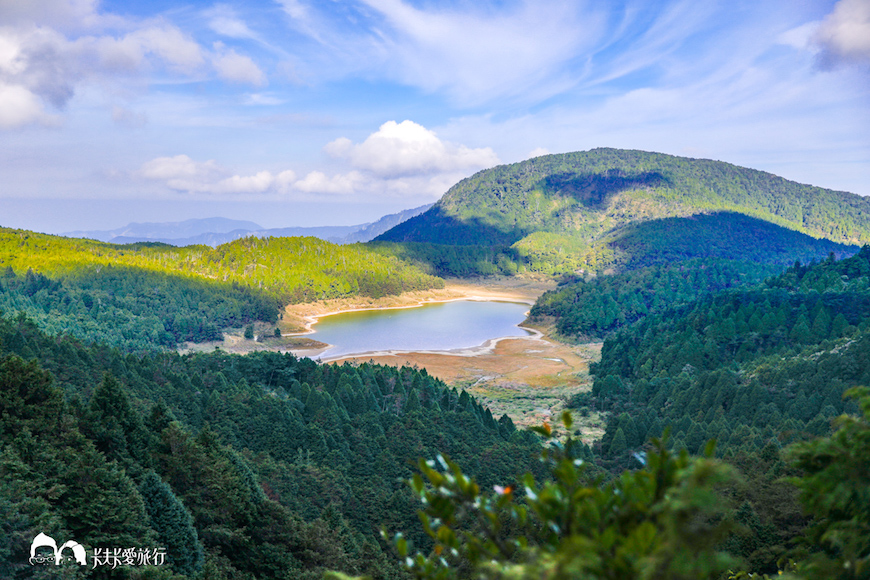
310 300 531 358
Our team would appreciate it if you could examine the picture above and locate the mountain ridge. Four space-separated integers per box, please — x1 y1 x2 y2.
376 148 870 249
63 204 433 247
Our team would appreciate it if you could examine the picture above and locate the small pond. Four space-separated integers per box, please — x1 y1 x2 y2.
310 300 532 358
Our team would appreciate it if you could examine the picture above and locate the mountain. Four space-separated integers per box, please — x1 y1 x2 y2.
64 217 264 242
63 204 433 247
376 148 870 252
340 203 433 243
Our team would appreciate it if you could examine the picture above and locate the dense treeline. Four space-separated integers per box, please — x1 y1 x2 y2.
0 313 542 579
0 228 444 350
355 391 870 580
0 228 443 305
525 213 855 339
587 248 870 458
0 266 277 350
554 247 870 573
530 259 780 339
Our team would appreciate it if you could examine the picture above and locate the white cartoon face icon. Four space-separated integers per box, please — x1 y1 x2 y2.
29 533 86 566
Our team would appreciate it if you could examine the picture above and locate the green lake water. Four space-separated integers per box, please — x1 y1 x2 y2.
310 300 532 358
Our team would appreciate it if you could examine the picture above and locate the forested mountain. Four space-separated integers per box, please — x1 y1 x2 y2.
0 313 542 579
0 228 442 349
379 148 870 246
0 229 441 303
375 149 867 277
527 212 856 340
370 211 855 280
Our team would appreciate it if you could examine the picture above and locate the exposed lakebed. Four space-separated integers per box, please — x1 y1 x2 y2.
309 299 533 359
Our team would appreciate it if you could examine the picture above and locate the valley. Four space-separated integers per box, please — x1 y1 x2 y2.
181 277 602 435
4 149 870 579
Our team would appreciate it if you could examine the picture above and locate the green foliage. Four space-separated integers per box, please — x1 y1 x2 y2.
786 387 870 579
0 265 275 350
0 228 443 306
531 258 779 339
139 471 204 576
583 248 870 463
0 228 444 349
0 312 540 579
393 412 739 579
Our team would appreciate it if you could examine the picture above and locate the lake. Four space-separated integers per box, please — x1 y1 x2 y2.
310 300 533 358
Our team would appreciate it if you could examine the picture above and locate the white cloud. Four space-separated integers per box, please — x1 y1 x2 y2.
243 92 284 106
0 82 47 128
277 0 308 21
139 155 223 181
292 170 366 194
274 0 602 105
325 120 499 178
357 0 602 104
0 20 207 129
814 0 870 66
206 5 258 40
0 0 273 130
526 147 550 159
212 42 266 86
138 155 303 195
0 0 104 30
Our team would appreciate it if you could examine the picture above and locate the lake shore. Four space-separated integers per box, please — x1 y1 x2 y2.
280 277 551 338
180 277 604 439
282 278 550 359
284 278 604 438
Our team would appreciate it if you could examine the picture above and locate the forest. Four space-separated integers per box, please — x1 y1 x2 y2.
0 312 544 579
0 228 443 351
0 228 443 306
0 244 868 578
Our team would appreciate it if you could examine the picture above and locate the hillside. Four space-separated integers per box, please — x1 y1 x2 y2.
0 313 540 579
376 149 869 275
0 228 443 349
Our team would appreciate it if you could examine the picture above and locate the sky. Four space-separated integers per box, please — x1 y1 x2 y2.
1 0 869 234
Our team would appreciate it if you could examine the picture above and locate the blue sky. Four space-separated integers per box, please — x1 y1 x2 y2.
1 0 868 233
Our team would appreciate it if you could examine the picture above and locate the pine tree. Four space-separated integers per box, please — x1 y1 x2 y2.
609 427 627 456
139 470 204 575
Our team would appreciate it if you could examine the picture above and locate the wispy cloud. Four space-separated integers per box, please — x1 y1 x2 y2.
274 0 605 105
211 42 266 86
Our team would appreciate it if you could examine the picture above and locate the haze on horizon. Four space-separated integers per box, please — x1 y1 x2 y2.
1 0 868 235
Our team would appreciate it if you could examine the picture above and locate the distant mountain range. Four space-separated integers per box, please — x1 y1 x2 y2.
63 204 433 247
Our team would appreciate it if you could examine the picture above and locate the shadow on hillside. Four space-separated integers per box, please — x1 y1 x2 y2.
607 211 856 268
538 170 670 209
374 206 525 246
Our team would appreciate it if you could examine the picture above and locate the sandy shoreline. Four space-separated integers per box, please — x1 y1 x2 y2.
180 277 604 438
281 278 551 358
